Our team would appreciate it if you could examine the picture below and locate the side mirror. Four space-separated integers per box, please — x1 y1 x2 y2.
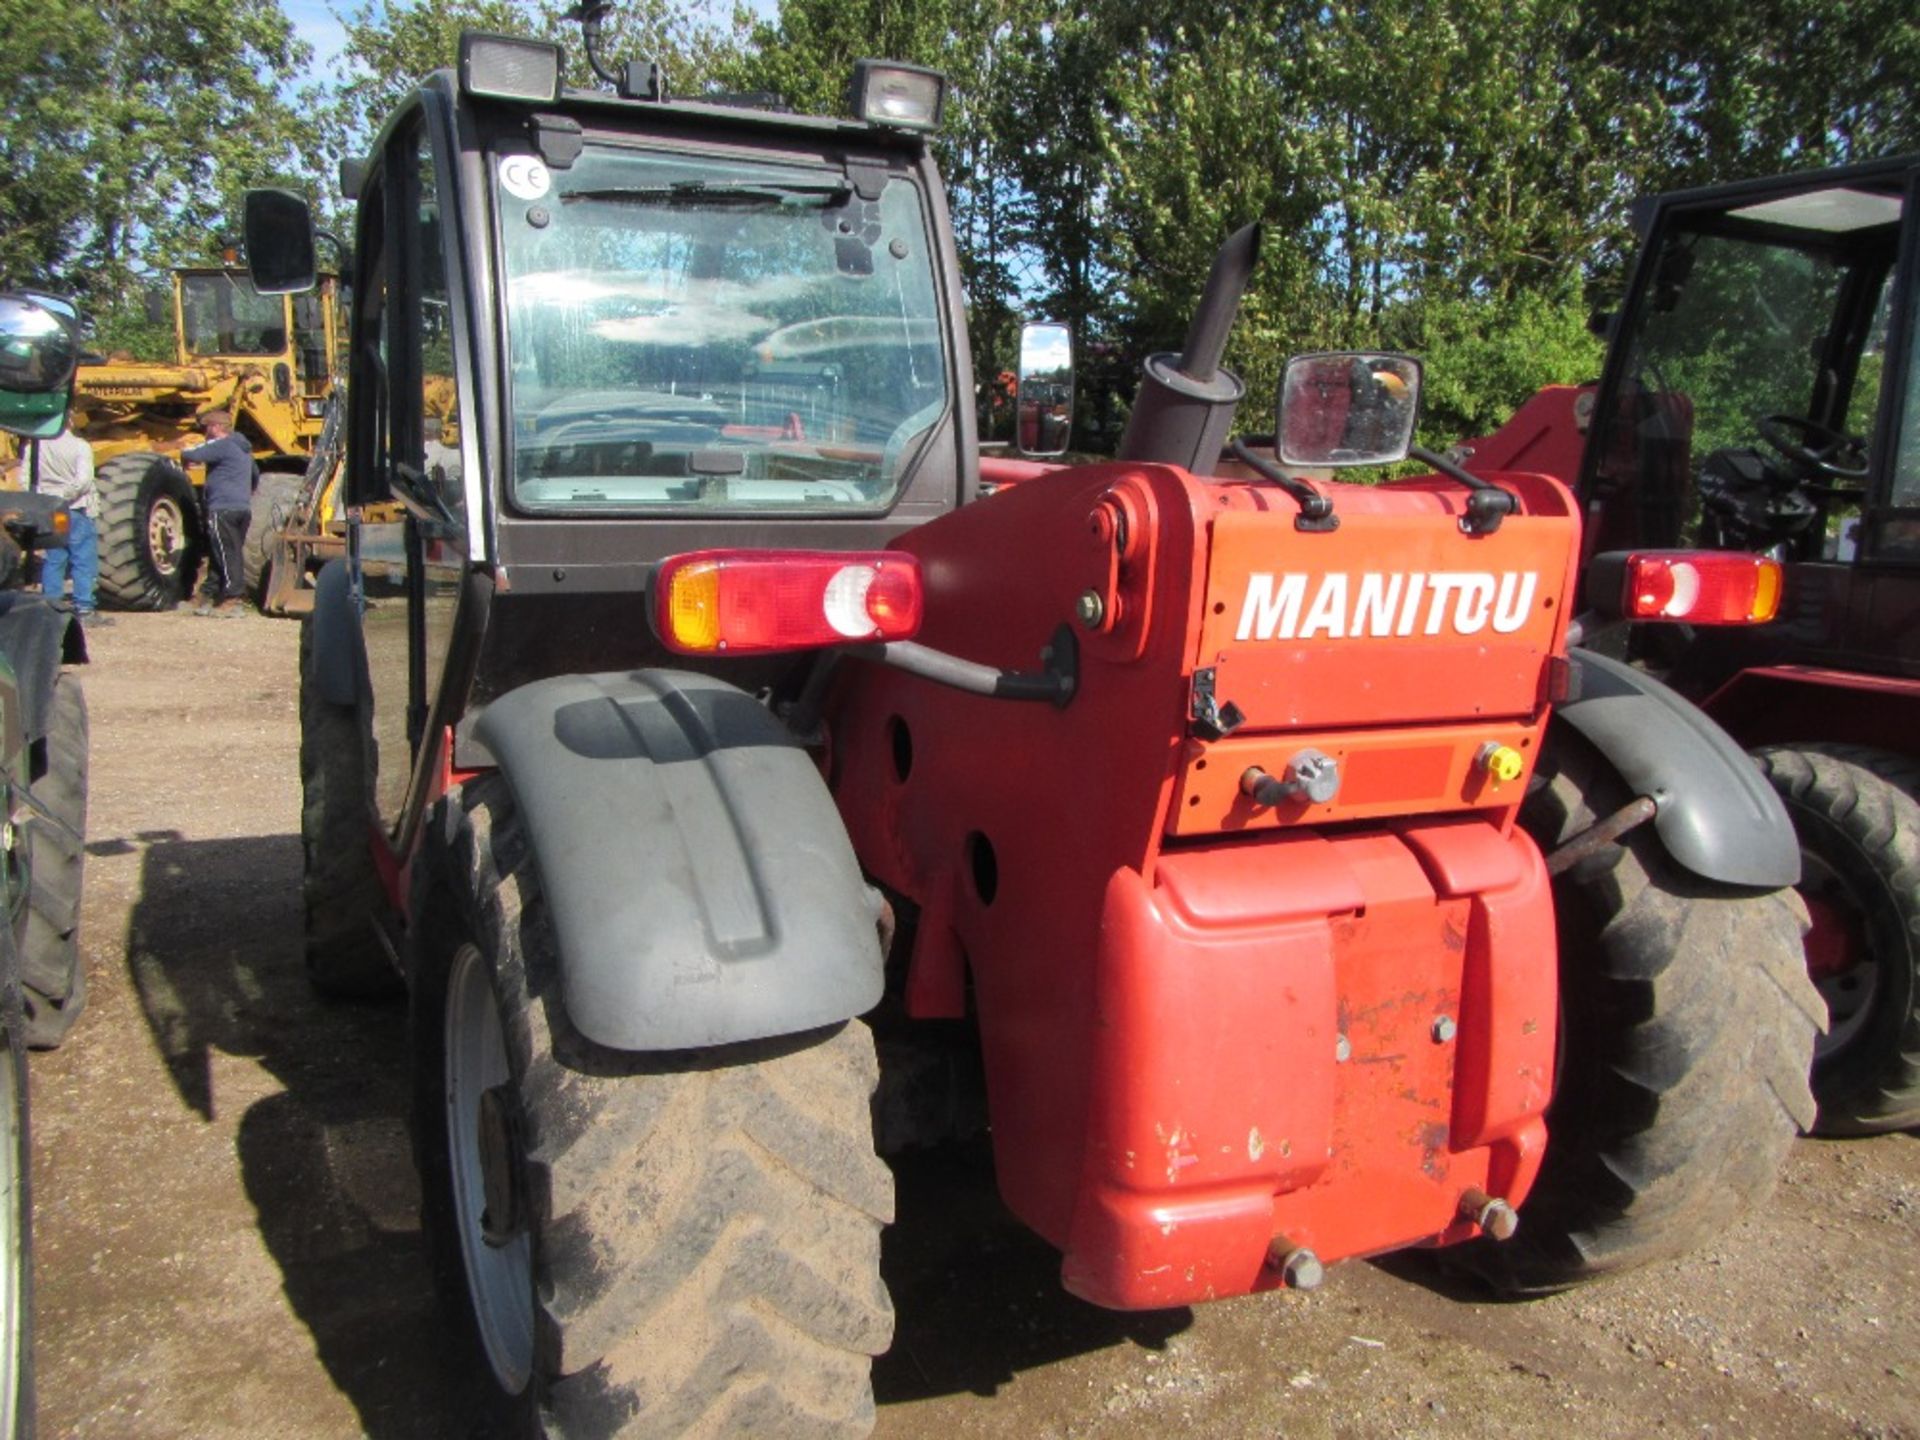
0 294 79 440
339 157 368 202
1015 320 1073 457
1276 351 1422 468
243 188 319 295
144 289 172 326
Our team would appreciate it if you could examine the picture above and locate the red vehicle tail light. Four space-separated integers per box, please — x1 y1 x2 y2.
1597 550 1783 625
654 549 923 655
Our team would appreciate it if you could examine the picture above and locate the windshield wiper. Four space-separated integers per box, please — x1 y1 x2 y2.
564 179 852 207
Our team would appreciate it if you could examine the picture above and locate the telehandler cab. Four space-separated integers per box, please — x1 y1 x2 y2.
245 29 1819 1436
1458 152 1920 1135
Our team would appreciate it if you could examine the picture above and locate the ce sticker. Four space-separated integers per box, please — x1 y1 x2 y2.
498 155 552 202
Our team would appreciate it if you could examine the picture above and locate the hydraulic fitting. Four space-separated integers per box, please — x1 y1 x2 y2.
1476 741 1525 784
1241 748 1341 808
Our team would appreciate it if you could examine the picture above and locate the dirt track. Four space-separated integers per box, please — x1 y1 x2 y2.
26 610 1920 1438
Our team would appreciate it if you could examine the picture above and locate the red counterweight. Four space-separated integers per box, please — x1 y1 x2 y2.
828 457 1578 1308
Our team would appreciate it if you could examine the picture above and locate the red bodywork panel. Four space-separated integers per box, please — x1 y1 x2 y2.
1701 665 1920 757
830 460 1576 1308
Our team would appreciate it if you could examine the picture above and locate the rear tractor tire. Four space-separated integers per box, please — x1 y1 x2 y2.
244 472 305 602
95 452 199 611
410 777 894 1437
1467 731 1821 1293
0 925 34 1438
297 620 400 998
1754 745 1920 1135
20 674 87 1050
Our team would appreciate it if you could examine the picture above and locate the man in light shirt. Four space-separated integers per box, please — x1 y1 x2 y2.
29 422 111 628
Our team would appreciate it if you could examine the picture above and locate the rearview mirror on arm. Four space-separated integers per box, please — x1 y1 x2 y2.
1276 352 1422 468
1015 321 1073 457
243 188 319 295
0 293 80 440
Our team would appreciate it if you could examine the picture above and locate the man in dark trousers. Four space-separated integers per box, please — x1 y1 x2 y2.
164 409 256 616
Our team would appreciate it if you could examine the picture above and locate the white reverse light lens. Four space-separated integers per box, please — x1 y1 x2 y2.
1663 561 1700 617
823 565 878 638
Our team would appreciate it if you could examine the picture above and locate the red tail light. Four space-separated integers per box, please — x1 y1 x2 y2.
654 549 924 655
1597 550 1783 625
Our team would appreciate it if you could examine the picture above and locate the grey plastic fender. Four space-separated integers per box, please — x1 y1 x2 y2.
1553 647 1798 888
309 558 365 707
471 669 885 1051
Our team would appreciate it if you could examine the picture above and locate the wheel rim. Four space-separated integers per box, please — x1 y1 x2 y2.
445 943 534 1394
1800 853 1880 1060
0 1039 21 1440
147 493 188 578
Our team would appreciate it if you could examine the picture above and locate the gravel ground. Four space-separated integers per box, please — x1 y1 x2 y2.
24 610 1920 1438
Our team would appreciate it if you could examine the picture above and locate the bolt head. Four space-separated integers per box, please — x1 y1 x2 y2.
1075 589 1105 628
1431 1014 1457 1044
1334 1033 1352 1063
1481 1200 1520 1240
1280 1248 1324 1291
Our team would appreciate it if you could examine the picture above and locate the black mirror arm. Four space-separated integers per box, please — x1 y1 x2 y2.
314 228 354 273
1228 437 1338 532
1408 444 1516 535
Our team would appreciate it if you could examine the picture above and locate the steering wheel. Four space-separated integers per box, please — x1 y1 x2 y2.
1756 413 1870 481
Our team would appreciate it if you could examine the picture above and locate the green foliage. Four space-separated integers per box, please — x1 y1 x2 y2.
1403 283 1606 445
5 0 1915 457
0 0 319 310
88 295 176 364
317 0 745 215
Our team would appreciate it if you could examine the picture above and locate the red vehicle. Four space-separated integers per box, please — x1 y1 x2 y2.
1463 153 1920 1135
243 30 1817 1437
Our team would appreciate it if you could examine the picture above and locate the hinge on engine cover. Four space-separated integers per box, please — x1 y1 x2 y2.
1190 667 1245 740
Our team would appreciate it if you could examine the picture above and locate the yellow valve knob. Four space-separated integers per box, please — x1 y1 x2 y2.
1477 742 1525 784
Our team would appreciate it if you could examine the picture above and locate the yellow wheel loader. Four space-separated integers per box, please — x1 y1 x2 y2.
63 268 342 609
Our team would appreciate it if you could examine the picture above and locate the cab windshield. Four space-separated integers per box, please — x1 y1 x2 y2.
179 272 289 357
497 144 950 514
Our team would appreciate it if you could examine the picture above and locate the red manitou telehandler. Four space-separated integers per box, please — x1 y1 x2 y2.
241 27 1817 1436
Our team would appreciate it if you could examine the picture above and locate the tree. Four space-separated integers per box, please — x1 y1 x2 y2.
319 0 744 186
0 0 319 308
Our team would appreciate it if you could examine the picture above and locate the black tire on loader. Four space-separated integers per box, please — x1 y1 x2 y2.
409 776 894 1438
1754 744 1920 1135
0 921 34 1439
19 674 87 1050
244 472 305 601
1466 730 1821 1293
95 452 199 611
297 619 401 998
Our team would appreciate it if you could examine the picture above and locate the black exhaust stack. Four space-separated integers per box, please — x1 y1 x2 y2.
1117 222 1262 471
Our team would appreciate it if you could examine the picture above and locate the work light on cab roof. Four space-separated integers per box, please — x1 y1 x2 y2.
653 550 923 656
459 31 562 104
849 60 947 132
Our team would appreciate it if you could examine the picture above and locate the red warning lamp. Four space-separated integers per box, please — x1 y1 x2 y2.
1597 550 1784 625
654 550 923 655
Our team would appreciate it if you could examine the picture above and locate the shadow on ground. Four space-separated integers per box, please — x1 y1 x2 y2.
117 831 1187 1426
119 830 456 1440
876 1142 1192 1405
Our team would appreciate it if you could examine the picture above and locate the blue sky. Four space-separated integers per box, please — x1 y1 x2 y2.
283 0 351 76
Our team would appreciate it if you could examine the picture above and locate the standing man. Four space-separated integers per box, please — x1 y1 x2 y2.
30 420 112 628
165 410 255 616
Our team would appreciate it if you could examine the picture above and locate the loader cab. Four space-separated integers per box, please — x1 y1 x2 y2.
172 268 343 408
1582 153 1920 692
252 43 975 846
